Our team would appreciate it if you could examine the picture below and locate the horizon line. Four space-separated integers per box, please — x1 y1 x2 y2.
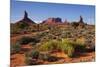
10 16 95 25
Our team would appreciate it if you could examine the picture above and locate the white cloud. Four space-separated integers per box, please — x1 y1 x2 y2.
34 20 42 24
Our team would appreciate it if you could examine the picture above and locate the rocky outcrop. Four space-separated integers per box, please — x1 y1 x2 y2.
79 16 84 23
16 11 36 25
42 17 62 24
78 16 85 27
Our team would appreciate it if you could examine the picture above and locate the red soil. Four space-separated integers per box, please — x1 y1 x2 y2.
10 51 95 67
10 54 25 67
10 33 95 67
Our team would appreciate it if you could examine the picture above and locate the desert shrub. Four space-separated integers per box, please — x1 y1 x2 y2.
19 36 40 45
39 53 58 62
25 52 35 65
36 32 49 39
11 28 19 34
74 43 86 52
25 52 58 65
39 53 50 61
25 52 30 57
47 55 58 62
74 38 86 52
39 38 86 57
25 56 32 65
38 41 52 51
30 37 40 46
76 37 85 45
60 31 69 38
11 22 30 34
25 51 40 65
39 39 75 57
18 22 29 29
39 40 61 51
25 51 42 65
11 43 21 54
71 22 79 28
25 56 41 65
11 24 20 34
19 36 33 44
60 39 75 57
67 45 75 57
62 39 86 57
60 39 71 51
29 50 40 59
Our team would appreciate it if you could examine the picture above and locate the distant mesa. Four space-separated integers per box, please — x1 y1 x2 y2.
16 11 36 25
42 17 62 24
42 16 85 25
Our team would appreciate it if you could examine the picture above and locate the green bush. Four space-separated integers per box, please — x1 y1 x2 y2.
19 36 33 44
39 53 58 62
71 22 79 28
19 36 40 45
25 51 58 65
10 24 20 34
25 50 40 65
47 55 58 62
60 39 75 57
11 43 21 54
11 22 30 34
39 40 61 51
74 42 86 52
25 56 32 65
18 22 29 29
39 39 75 57
38 39 86 57
25 56 40 65
39 53 50 61
25 52 36 65
60 39 72 51
73 38 86 52
67 45 75 57
29 50 40 59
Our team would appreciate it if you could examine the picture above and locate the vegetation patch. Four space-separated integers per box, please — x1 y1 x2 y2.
19 36 40 45
11 43 21 54
38 39 86 57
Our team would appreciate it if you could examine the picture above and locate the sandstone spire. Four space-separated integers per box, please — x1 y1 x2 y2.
16 10 36 25
24 11 28 19
79 15 84 23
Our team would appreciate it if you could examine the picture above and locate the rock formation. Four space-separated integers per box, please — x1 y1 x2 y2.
79 16 84 23
16 11 35 25
42 17 62 24
78 16 85 28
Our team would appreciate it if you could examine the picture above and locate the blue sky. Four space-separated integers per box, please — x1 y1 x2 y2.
11 0 95 24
